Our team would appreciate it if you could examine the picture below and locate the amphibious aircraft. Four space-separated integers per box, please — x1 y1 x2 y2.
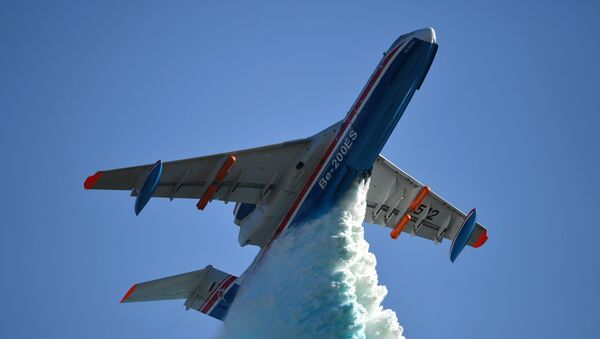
84 27 488 321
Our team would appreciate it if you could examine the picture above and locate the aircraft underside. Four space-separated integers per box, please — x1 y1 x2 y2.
84 27 488 322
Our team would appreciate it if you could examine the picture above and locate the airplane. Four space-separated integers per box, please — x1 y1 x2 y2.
84 27 488 322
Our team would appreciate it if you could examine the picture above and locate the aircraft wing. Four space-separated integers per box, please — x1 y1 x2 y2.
84 138 310 209
365 155 488 251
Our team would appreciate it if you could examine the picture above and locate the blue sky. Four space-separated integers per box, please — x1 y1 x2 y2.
1 1 599 338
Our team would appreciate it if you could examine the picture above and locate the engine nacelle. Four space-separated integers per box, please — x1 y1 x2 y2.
233 202 271 247
233 202 256 226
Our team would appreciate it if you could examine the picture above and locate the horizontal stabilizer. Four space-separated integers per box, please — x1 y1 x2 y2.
121 265 239 321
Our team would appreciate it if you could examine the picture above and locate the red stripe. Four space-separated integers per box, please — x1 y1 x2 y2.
268 43 404 242
200 275 237 313
120 284 137 303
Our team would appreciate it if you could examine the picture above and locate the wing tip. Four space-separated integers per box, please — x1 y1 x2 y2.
472 228 488 248
84 171 103 189
120 284 137 303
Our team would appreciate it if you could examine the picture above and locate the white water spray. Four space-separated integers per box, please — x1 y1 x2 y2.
219 180 404 339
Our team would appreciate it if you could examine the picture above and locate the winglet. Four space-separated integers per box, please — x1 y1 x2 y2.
134 160 163 216
84 171 103 189
449 209 477 263
472 228 488 248
120 284 137 303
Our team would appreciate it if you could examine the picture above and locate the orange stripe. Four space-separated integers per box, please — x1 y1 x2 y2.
197 185 218 210
196 156 236 211
215 155 236 181
409 186 430 211
390 213 411 239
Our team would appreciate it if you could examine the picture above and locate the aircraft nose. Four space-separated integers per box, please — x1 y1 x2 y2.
412 27 436 43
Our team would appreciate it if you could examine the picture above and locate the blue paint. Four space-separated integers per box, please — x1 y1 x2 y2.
208 283 240 321
449 209 477 263
290 38 438 226
134 160 163 215
235 203 256 221
415 43 438 90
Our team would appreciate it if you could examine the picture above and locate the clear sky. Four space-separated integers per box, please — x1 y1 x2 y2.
1 1 599 338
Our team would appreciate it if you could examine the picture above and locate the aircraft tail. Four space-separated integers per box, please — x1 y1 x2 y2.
120 265 239 321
